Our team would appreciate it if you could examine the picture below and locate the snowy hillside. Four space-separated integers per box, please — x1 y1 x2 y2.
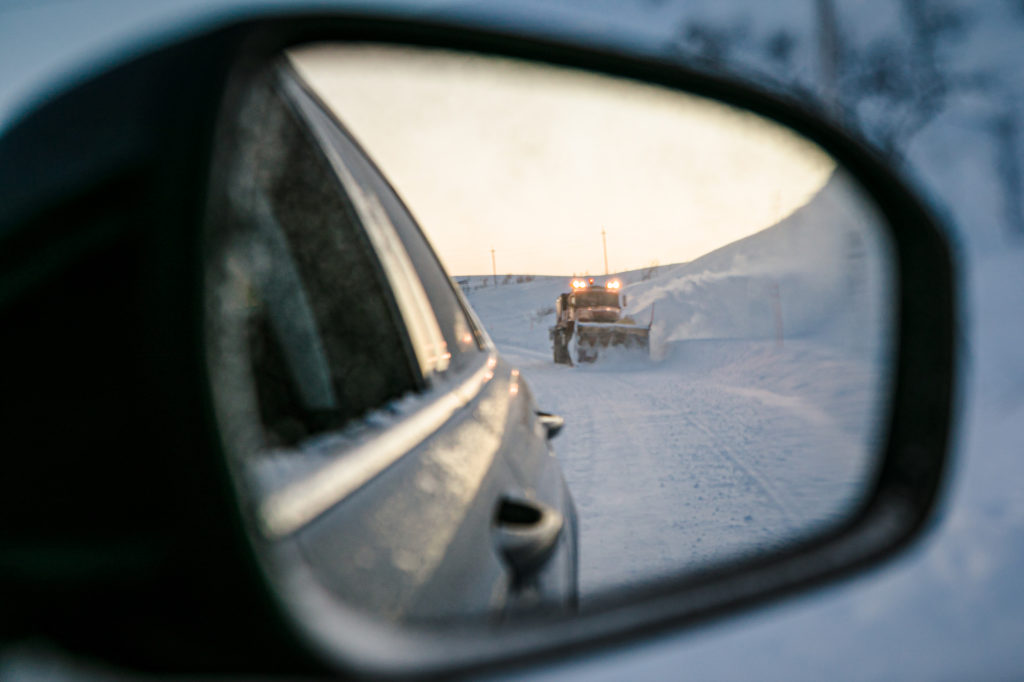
462 171 896 598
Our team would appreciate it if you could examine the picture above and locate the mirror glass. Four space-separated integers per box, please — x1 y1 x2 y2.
205 42 896 626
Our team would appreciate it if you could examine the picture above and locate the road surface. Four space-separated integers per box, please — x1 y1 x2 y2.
465 276 886 601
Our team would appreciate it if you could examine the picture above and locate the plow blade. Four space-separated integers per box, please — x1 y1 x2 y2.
574 323 650 363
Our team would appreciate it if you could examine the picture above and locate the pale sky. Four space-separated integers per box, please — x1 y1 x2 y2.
290 45 836 276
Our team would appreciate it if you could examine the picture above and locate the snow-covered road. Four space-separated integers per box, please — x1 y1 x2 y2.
495 332 879 598
461 178 894 600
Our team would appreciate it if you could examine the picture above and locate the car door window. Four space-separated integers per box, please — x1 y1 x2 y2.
354 138 489 371
284 74 486 378
210 63 427 449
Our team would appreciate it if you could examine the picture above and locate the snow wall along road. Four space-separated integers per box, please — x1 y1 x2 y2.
461 170 897 599
627 169 895 359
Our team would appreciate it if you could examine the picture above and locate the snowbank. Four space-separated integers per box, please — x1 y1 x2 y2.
622 169 896 360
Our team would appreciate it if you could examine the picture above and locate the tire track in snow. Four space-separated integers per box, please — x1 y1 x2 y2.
674 386 802 533
604 371 802 533
522 361 702 595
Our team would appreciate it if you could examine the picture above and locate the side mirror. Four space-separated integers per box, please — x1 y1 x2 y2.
536 412 566 440
0 16 954 679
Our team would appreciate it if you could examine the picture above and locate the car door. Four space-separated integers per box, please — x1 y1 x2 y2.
203 59 576 623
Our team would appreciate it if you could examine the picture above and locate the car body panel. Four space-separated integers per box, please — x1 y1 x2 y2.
205 60 578 622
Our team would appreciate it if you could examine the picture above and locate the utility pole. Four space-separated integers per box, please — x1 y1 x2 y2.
601 228 609 275
491 248 497 286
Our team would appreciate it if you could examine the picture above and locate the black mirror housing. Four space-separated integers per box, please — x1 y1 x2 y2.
0 13 955 678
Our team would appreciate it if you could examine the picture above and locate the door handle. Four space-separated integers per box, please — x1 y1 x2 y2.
535 411 565 440
494 497 564 584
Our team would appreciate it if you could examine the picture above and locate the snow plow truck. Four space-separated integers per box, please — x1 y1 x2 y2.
550 278 651 365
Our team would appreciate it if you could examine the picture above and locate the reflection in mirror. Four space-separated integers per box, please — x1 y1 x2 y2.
206 42 895 629
290 45 896 602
